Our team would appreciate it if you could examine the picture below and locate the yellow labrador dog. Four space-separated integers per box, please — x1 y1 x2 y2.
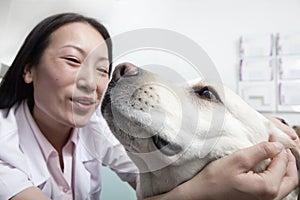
101 62 300 199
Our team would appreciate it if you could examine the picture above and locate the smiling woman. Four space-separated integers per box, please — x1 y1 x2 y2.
0 13 138 200
24 22 110 128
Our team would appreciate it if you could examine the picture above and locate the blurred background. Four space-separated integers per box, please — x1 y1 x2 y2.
1 0 300 199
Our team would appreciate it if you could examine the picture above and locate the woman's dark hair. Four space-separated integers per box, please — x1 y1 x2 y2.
0 12 112 110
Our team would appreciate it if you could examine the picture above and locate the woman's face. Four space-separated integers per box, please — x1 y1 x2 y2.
25 22 110 128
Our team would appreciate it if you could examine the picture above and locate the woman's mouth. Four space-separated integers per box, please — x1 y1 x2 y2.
70 97 96 112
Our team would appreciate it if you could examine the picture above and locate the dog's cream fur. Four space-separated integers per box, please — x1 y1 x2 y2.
101 63 300 199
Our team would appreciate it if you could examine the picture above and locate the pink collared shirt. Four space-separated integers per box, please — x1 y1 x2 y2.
27 104 77 200
0 101 139 200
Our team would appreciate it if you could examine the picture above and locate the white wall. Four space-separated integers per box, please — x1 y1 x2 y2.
106 0 300 87
105 0 300 125
1 0 299 124
0 0 113 64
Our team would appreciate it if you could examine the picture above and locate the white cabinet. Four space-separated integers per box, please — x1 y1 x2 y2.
239 34 274 57
276 33 300 112
238 82 276 112
279 56 300 80
240 58 274 81
238 33 300 113
278 81 300 112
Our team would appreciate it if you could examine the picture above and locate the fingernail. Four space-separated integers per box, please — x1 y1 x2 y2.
273 142 284 150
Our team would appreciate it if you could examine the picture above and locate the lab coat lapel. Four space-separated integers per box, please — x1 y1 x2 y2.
0 104 31 176
16 103 50 186
73 141 91 200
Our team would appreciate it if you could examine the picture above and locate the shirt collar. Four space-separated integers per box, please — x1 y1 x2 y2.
23 102 79 161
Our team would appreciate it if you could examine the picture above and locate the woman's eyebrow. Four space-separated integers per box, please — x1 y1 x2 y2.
60 44 86 55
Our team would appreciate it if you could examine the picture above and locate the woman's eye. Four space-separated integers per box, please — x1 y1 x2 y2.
194 86 221 103
63 57 81 64
97 68 109 76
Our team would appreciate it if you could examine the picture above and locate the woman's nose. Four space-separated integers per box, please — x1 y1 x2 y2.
77 65 97 92
112 62 138 82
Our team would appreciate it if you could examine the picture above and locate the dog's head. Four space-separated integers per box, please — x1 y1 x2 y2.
101 62 268 172
101 62 300 198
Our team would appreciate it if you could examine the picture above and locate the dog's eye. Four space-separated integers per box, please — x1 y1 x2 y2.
194 86 221 103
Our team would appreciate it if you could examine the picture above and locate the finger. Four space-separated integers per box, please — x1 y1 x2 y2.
284 149 297 182
293 137 300 150
274 149 298 200
263 150 289 178
262 150 289 190
241 150 289 199
231 142 284 171
284 127 298 140
234 150 287 199
270 131 300 152
267 116 298 140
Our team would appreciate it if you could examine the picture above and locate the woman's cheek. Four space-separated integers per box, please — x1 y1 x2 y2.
97 79 109 98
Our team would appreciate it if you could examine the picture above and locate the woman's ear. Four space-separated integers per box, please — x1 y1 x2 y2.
23 65 34 83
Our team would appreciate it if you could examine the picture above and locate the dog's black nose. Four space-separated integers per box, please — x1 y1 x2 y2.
112 62 139 82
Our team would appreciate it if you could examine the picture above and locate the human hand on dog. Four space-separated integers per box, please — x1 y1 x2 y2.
184 142 297 200
145 141 297 200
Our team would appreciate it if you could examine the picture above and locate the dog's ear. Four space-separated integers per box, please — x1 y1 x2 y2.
152 135 182 156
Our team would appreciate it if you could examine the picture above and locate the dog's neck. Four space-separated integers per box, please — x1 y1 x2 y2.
140 168 182 198
138 158 209 198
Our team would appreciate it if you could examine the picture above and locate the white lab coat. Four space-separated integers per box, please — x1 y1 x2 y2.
0 101 138 200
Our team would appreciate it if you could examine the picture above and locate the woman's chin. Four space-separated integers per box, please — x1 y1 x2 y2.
71 113 93 127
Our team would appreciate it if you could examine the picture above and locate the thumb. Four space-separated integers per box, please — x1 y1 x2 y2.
232 142 284 171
